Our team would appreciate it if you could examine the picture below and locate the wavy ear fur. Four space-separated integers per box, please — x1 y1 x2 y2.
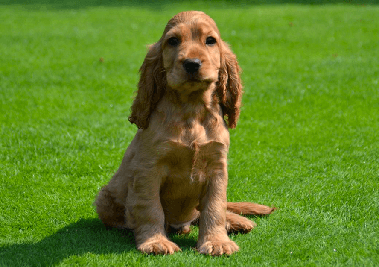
128 43 166 129
217 41 243 129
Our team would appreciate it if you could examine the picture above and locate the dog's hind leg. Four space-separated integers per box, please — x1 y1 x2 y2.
226 211 256 233
225 202 276 233
95 185 126 229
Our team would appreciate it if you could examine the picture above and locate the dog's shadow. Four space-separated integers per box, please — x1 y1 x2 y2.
0 218 200 266
1 216 269 265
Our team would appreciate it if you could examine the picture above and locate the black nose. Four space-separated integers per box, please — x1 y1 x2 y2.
183 58 202 74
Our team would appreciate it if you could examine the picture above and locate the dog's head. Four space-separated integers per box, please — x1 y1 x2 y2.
129 11 242 129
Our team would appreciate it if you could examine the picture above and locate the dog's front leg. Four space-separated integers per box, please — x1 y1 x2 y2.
125 171 180 255
197 158 239 256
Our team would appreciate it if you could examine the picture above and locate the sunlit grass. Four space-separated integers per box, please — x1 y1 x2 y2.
1 2 378 266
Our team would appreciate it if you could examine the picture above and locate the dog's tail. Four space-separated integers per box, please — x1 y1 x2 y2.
227 202 276 215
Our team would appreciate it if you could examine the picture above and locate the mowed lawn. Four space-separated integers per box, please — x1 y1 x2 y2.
1 1 378 266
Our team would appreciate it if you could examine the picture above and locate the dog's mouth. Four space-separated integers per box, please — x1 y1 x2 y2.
169 78 214 93
187 75 199 82
166 67 217 91
182 77 215 89
185 73 215 84
185 72 202 82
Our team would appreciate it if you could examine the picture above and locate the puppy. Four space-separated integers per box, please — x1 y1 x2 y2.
95 11 274 256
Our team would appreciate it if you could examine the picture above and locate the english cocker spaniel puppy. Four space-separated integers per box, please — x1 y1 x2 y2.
95 11 274 256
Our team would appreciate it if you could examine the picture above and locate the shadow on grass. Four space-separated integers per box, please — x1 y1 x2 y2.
0 218 135 266
0 0 377 10
0 218 201 265
0 215 270 264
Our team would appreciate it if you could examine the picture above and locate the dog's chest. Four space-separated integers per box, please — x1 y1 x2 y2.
157 140 227 224
158 140 227 193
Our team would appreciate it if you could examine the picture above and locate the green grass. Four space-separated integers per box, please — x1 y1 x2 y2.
1 1 378 266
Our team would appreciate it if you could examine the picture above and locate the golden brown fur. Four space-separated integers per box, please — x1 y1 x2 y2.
95 11 274 256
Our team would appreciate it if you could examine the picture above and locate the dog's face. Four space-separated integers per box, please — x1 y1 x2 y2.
129 11 242 130
161 12 221 92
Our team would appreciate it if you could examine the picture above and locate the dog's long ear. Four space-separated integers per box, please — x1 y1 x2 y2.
128 42 166 129
216 41 243 129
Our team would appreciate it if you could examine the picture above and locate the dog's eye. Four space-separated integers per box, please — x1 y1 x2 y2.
205 36 216 46
167 37 180 47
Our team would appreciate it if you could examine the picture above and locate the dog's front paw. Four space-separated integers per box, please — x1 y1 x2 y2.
198 240 239 256
138 238 181 255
